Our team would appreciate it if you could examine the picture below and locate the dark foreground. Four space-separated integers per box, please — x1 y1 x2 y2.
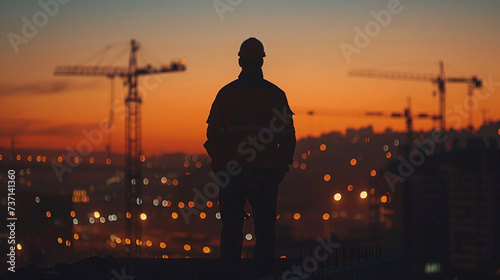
0 255 405 280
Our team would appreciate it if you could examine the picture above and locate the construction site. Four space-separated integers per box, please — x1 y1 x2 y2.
1 1 499 279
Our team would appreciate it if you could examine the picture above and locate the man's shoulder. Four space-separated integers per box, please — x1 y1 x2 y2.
219 79 240 91
261 79 285 94
217 78 285 97
223 78 284 90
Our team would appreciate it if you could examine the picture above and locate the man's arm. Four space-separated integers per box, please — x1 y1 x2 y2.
204 92 225 171
275 94 296 182
204 125 225 169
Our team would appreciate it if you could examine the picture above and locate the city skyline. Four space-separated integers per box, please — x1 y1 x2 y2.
2 119 498 279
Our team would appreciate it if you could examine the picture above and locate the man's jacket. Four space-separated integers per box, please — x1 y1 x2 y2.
204 69 296 176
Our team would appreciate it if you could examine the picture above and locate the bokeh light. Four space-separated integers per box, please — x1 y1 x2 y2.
360 191 368 199
334 193 342 201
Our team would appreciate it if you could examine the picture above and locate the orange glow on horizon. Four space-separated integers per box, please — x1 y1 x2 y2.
0 2 499 155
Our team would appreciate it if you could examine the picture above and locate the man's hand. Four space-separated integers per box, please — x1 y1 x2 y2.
277 165 289 184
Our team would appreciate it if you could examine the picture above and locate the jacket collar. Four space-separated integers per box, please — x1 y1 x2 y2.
238 68 263 79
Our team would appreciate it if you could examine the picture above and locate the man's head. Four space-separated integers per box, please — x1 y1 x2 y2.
238 37 265 69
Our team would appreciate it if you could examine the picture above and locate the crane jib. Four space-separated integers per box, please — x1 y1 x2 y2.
54 63 185 78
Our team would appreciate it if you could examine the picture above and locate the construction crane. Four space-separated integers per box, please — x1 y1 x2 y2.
349 61 482 131
54 39 186 257
296 98 440 149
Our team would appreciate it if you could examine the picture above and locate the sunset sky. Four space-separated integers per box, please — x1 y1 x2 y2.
1 0 499 155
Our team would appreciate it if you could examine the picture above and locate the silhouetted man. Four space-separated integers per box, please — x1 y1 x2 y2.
204 37 296 279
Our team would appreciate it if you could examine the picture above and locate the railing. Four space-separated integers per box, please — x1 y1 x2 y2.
275 245 405 280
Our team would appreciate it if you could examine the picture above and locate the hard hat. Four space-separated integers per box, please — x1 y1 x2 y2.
238 37 266 58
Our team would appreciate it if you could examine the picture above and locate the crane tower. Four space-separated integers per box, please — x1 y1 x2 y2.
54 39 186 256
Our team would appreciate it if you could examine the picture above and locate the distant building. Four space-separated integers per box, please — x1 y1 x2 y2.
372 128 500 280
446 137 499 278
